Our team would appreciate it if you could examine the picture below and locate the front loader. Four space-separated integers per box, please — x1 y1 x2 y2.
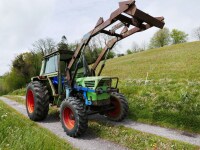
26 0 165 137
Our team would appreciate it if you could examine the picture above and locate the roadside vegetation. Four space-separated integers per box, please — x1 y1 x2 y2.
8 88 26 96
0 100 74 150
99 41 200 133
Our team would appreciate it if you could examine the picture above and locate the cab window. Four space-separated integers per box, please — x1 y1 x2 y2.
44 55 58 74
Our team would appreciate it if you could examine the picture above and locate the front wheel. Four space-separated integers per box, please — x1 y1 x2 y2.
60 97 88 137
105 93 129 121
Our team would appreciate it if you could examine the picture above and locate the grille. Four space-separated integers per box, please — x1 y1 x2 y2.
76 72 84 78
85 81 95 88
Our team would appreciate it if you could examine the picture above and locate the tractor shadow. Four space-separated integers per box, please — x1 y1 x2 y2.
43 110 60 123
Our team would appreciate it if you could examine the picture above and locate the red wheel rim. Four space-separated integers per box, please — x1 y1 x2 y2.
63 107 75 130
107 98 121 117
27 90 34 113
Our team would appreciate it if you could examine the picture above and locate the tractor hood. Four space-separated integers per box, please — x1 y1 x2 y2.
76 76 116 90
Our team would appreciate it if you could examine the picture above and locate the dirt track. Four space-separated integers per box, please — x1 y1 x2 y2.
1 96 200 148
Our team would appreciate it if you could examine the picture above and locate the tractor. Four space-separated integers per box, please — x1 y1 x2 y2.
26 0 165 137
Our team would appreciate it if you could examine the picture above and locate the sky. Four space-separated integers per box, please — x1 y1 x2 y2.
0 0 200 76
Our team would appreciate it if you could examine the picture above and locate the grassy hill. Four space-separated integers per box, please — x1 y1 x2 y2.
98 41 200 133
100 41 200 80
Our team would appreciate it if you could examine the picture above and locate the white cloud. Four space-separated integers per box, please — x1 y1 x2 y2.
0 0 200 75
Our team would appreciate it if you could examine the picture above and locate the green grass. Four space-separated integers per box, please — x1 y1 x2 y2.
8 88 26 96
121 79 200 133
0 78 6 96
0 100 75 150
100 41 200 80
98 41 200 133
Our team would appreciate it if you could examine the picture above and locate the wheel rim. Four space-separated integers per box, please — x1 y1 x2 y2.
107 97 121 117
63 107 75 130
27 90 34 113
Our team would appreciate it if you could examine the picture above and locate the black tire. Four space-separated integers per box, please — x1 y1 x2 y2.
60 97 88 137
26 81 49 121
105 93 129 121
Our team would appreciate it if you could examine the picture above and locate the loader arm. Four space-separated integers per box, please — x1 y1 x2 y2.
66 0 165 86
91 17 165 75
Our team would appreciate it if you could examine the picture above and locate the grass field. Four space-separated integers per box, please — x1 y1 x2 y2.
0 100 74 150
98 41 200 133
99 41 200 80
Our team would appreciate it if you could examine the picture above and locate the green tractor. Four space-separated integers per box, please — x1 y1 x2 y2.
26 0 164 137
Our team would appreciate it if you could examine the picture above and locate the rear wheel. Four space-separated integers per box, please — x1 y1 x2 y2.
60 97 88 137
105 93 129 121
26 81 49 121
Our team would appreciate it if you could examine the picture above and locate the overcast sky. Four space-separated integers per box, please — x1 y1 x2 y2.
0 0 200 76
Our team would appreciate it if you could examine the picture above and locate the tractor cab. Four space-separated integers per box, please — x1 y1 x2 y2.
32 50 74 100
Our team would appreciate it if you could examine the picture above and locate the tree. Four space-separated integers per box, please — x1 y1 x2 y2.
117 54 124 57
149 28 170 49
131 42 139 53
12 52 42 81
140 41 147 51
107 51 116 59
170 29 188 44
126 42 143 54
193 26 200 40
126 49 133 55
32 38 56 56
84 34 116 64
57 36 69 51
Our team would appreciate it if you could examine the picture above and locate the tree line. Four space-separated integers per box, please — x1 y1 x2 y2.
0 34 116 95
126 26 200 54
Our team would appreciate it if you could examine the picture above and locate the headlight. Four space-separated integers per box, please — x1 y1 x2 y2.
107 87 111 93
96 88 103 94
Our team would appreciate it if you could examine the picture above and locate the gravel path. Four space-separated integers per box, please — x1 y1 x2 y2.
1 96 200 147
90 115 200 146
0 97 128 150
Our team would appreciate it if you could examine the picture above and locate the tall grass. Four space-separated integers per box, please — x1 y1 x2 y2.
0 101 74 150
99 41 200 133
120 79 200 133
8 88 26 96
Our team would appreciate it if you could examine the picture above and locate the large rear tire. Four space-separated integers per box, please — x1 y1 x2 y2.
60 97 88 137
26 81 49 121
105 93 129 121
